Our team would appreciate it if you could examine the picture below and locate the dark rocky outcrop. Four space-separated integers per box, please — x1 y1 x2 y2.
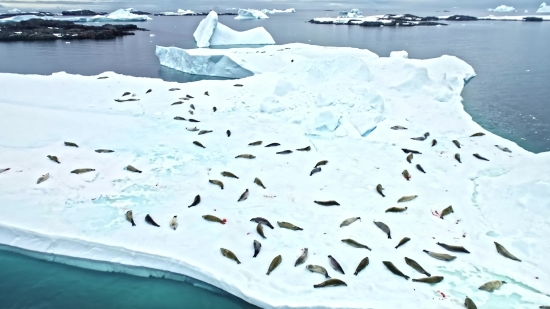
128 10 151 15
445 15 478 21
308 14 448 27
0 19 147 42
523 17 543 22
61 10 107 16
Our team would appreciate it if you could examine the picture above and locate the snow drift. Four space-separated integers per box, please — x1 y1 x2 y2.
537 2 550 13
235 9 269 20
488 5 516 12
192 11 275 48
2 43 550 309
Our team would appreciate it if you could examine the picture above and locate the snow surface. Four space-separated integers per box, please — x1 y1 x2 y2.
160 9 196 16
261 8 296 14
235 9 269 20
2 43 550 309
0 8 151 23
488 5 517 12
537 2 550 13
192 11 274 48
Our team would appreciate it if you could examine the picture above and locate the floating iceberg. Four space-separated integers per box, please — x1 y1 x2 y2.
0 8 151 23
235 9 269 20
261 8 296 14
2 43 550 309
338 8 363 17
487 5 516 12
192 11 274 48
537 2 550 13
8 8 21 13
159 9 196 16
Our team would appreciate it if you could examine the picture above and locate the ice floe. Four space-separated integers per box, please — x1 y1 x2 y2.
2 43 550 309
488 5 517 12
159 9 196 16
261 8 296 14
537 2 550 13
235 9 269 20
192 11 274 48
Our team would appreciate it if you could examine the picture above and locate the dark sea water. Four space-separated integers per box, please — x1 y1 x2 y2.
0 6 549 309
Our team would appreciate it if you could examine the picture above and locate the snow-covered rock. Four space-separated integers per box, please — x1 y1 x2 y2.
537 2 550 13
159 9 196 16
0 8 151 23
192 11 274 48
261 8 296 14
235 9 269 20
2 44 550 309
487 5 516 12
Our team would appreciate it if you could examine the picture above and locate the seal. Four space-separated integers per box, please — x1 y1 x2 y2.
172 101 183 105
190 104 195 110
254 177 266 189
479 280 505 292
266 255 282 275
340 217 360 227
188 194 201 208
314 200 340 206
402 148 421 154
203 215 226 224
115 98 139 102
374 221 391 239
473 153 490 161
494 242 521 261
424 132 430 137
540 307 550 309
0 168 9 174
234 84 243 87
198 130 213 135
402 170 411 181
226 130 231 137
440 205 454 219
416 164 426 173
126 165 142 173
411 136 426 141
64 141 79 147
188 119 200 123
47 155 60 164
122 92 131 96
238 189 249 202
276 150 292 154
395 237 411 249
464 296 478 309
406 153 413 163
205 91 209 96
313 279 347 288
169 88 180 91
235 154 255 159
97 76 108 79
170 215 178 230
306 265 331 278
354 257 369 275
437 242 470 253
471 132 485 137
386 207 408 213
455 153 461 163
342 239 371 250
146 89 152 94
209 179 224 190
71 168 95 174
376 184 385 197
328 255 345 274
187 127 199 132
315 160 328 168
253 240 261 258
145 214 160 227
452 140 461 148
296 146 311 151
220 248 241 264
277 221 303 230
391 125 407 130
250 217 274 229
221 171 239 179
383 261 409 280
37 173 50 184
265 143 280 147
213 107 217 112
310 167 321 176
193 141 206 148
174 116 187 121
397 195 417 203
412 276 444 284
256 222 266 238
404 257 430 277
95 149 114 153
249 141 263 146
495 145 512 153
423 250 456 261
432 139 437 147
125 210 136 226
295 248 308 266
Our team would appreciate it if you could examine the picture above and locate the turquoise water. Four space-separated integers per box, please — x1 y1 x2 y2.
0 248 258 309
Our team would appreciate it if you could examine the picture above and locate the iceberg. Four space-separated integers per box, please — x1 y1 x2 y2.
192 11 274 48
537 2 550 13
338 8 363 18
0 8 151 23
8 8 21 13
261 8 296 14
159 9 196 16
3 44 550 309
487 5 517 12
235 9 269 20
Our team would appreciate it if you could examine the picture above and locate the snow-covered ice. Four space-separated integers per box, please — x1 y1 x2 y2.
0 8 151 23
488 5 517 12
537 2 550 13
192 11 274 48
479 15 550 21
8 8 21 13
2 43 550 309
235 9 269 20
261 8 296 14
338 8 363 18
160 9 196 16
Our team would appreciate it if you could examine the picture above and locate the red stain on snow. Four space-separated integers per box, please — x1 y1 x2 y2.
222 218 227 223
437 291 446 299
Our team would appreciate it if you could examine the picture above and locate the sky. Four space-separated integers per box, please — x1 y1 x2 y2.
0 0 547 12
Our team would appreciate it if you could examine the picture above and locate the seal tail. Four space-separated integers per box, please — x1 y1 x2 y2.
267 224 274 229
412 279 418 282
297 227 303 231
425 272 431 277
354 272 358 276
131 219 136 227
313 284 320 288
405 276 410 280
325 274 331 279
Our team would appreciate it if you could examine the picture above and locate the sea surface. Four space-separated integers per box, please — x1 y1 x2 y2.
0 6 549 309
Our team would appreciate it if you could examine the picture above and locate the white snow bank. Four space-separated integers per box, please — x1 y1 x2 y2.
2 45 550 309
537 2 550 13
192 11 274 48
0 8 151 23
488 5 516 12
156 43 378 78
160 9 196 16
261 8 296 14
235 9 269 20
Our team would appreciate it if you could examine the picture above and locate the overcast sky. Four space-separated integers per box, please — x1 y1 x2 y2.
0 0 546 12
